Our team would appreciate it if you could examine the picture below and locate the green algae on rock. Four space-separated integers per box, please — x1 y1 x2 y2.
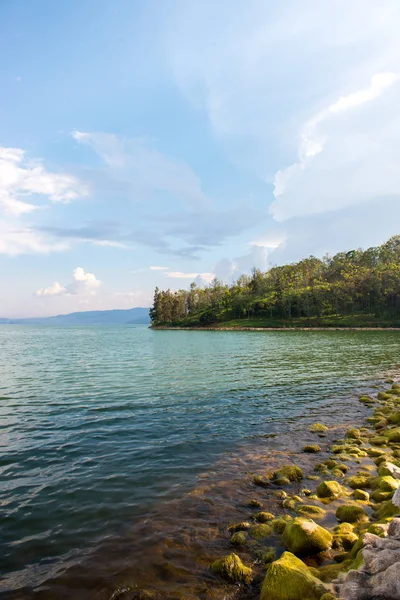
271 517 289 534
227 521 251 532
255 511 274 523
248 499 263 508
282 517 333 556
316 480 343 499
272 465 304 483
260 552 330 600
346 475 371 490
353 489 370 501
295 504 326 519
303 444 322 453
230 531 247 546
253 475 270 487
249 523 273 540
309 423 329 433
210 553 253 584
336 504 369 524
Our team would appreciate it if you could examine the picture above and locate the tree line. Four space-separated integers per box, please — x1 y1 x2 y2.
149 235 400 327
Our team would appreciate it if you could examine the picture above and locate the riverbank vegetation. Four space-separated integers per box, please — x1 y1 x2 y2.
150 236 400 328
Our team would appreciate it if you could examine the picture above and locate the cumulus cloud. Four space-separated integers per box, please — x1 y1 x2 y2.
35 267 101 299
0 145 87 216
35 282 66 297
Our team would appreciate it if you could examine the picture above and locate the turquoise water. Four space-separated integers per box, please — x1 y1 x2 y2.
0 326 399 597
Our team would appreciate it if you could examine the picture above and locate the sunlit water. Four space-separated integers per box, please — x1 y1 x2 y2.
0 326 399 597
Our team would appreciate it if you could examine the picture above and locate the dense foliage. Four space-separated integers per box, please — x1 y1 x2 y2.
150 236 400 327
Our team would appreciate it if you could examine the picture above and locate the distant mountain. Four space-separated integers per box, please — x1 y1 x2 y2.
0 307 150 326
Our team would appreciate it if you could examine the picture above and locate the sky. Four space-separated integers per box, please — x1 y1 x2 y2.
1 0 400 317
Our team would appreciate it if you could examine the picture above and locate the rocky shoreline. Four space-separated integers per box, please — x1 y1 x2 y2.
111 375 400 600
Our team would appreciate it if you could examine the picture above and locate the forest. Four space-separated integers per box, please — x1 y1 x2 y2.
149 235 400 328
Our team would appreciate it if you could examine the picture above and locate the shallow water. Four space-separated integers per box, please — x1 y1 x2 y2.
0 326 399 597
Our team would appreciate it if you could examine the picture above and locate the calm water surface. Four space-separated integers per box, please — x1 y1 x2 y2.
0 326 399 596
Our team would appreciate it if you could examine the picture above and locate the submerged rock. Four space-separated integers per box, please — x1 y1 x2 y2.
249 523 273 540
230 531 247 546
255 511 274 523
282 517 333 556
260 551 330 600
210 553 253 584
296 504 326 519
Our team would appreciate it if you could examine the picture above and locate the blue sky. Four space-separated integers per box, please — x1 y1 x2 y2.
1 0 400 317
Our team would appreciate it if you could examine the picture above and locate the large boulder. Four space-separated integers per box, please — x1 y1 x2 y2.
282 517 333 556
260 552 330 600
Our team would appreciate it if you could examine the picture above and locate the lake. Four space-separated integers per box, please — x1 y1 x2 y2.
0 326 399 598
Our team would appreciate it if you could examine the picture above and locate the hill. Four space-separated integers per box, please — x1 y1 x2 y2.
0 307 150 326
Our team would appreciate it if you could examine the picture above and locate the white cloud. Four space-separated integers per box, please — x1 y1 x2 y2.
271 72 400 221
0 145 88 216
72 131 207 207
0 220 68 256
165 271 214 283
35 282 66 297
149 265 169 271
35 267 101 299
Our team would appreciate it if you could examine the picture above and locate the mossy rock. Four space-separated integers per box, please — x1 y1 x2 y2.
316 480 343 499
303 444 321 453
273 490 288 499
315 559 351 582
248 499 263 508
230 531 247 546
249 523 273 540
374 456 387 466
375 499 400 520
378 462 400 478
346 428 361 440
227 521 251 532
353 489 370 502
309 423 328 433
336 463 349 474
346 475 371 490
388 412 400 424
386 428 400 443
271 518 288 534
332 531 358 550
367 447 387 458
370 489 394 503
378 391 394 400
369 436 387 446
332 468 345 478
324 459 338 470
253 475 270 487
296 504 326 519
282 498 296 510
371 475 399 492
301 488 311 496
260 552 330 600
359 395 374 404
272 465 304 483
367 523 387 537
307 475 321 481
333 522 354 534
320 594 338 600
282 517 333 556
255 511 274 523
210 553 253 584
314 463 329 474
261 546 276 565
336 504 369 524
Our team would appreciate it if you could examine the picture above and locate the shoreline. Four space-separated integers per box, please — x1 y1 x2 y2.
151 325 400 331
